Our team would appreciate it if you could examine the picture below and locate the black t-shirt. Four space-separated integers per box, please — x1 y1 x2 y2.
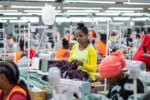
107 76 144 100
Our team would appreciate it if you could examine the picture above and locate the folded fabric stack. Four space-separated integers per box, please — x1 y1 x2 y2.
19 68 50 89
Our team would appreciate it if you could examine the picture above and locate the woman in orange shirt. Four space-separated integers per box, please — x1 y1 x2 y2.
96 34 107 56
55 39 70 60
0 61 30 100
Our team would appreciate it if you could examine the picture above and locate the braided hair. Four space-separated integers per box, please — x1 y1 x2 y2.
0 61 31 100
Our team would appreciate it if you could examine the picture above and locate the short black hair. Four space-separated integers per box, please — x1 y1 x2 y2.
100 34 107 41
77 23 88 35
62 38 69 49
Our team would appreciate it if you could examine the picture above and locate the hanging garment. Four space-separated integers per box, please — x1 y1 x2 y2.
133 34 150 71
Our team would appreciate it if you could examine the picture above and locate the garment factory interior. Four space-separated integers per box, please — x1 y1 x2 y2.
0 0 150 100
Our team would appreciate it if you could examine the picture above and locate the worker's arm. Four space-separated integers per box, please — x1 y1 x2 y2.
83 48 97 72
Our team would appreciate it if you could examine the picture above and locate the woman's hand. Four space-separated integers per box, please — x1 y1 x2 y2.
76 60 84 66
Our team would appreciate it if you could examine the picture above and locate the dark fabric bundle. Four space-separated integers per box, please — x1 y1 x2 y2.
41 60 89 81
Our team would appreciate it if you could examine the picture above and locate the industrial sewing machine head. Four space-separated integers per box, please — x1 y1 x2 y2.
48 67 91 100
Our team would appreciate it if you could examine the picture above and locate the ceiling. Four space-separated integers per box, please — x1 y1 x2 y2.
0 0 150 22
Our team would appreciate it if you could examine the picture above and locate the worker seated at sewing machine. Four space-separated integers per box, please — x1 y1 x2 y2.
98 51 144 100
55 38 70 60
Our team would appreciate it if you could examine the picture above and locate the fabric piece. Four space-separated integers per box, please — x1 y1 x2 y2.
55 48 69 59
20 68 50 89
26 48 36 59
133 34 150 71
96 40 106 56
68 44 97 80
71 44 89 72
13 50 23 63
107 76 144 100
98 51 126 78
44 60 89 81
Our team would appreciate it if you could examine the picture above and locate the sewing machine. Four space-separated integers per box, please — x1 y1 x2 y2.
56 79 91 99
48 67 91 100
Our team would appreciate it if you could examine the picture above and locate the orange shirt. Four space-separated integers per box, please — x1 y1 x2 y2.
96 40 106 56
13 50 23 63
55 48 69 59
66 33 71 41
0 85 27 100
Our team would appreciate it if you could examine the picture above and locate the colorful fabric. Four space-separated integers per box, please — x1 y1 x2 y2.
13 50 23 63
98 51 126 78
26 48 36 59
133 34 150 71
68 44 97 80
96 40 106 56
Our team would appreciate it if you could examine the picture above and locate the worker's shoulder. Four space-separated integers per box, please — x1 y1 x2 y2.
88 45 96 52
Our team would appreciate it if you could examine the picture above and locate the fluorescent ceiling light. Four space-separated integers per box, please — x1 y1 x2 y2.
94 17 111 21
11 5 43 9
63 7 102 10
113 17 131 21
64 13 89 15
109 7 143 10
0 10 18 12
132 17 149 21
26 0 56 1
9 20 28 23
24 10 61 13
0 20 7 23
124 2 150 5
3 13 32 15
0 17 17 20
64 0 115 4
105 10 134 13
96 13 120 16
122 13 146 16
66 10 99 13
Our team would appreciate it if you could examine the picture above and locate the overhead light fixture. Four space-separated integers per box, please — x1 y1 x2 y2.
122 13 146 16
9 20 28 23
96 13 120 16
66 10 99 13
132 17 149 21
105 10 134 13
64 13 89 15
24 10 61 13
124 2 150 5
0 20 7 23
64 0 116 4
113 17 131 21
3 13 32 15
23 0 56 1
94 17 111 21
109 7 143 10
63 7 102 10
0 17 18 20
0 10 18 12
11 5 43 9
